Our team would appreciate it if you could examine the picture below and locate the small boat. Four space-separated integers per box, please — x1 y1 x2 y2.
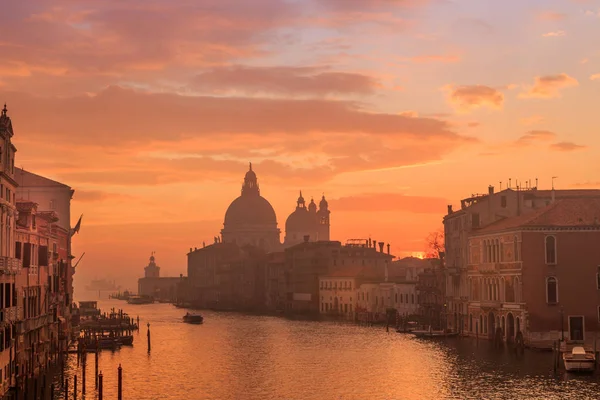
563 346 596 372
412 327 459 338
117 335 134 346
127 295 154 305
183 313 204 324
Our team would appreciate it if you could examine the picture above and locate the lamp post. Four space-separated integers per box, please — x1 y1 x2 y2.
560 306 564 341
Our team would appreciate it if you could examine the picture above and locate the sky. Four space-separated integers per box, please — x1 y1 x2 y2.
1 0 600 290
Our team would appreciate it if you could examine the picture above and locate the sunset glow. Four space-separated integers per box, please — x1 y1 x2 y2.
2 0 600 289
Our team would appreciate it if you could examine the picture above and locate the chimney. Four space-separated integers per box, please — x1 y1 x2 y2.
488 185 494 195
194 247 197 251
509 178 512 189
447 205 453 215
303 235 310 243
373 239 376 249
189 247 192 253
368 238 372 247
378 242 384 252
386 243 390 255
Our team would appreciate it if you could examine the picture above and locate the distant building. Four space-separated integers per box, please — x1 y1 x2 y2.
221 163 280 252
264 251 286 312
187 243 266 311
416 260 446 329
138 253 182 301
286 238 393 315
284 192 330 247
466 197 600 348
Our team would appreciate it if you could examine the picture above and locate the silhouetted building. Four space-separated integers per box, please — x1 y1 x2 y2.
221 163 280 251
138 253 181 301
187 243 267 311
284 192 330 247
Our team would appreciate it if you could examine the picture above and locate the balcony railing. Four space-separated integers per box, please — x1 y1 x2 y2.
0 257 21 273
16 314 53 335
478 263 500 274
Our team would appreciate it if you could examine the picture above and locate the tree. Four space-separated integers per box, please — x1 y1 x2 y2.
424 228 445 259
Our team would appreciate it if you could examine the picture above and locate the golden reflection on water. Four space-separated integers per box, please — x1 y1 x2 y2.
55 300 599 400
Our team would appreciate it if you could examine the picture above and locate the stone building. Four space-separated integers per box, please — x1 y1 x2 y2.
264 251 286 312
284 192 330 247
187 243 267 311
416 260 446 329
466 197 600 348
221 164 280 252
285 238 393 314
137 253 182 301
443 184 600 334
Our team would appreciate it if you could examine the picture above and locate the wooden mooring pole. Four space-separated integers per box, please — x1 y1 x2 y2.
82 353 86 395
118 364 123 400
73 375 77 400
64 377 69 400
50 383 54 400
147 323 151 352
98 372 103 400
95 350 99 388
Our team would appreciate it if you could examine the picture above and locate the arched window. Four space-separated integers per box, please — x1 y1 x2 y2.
495 239 500 262
545 236 557 264
469 314 473 332
395 293 398 303
513 236 519 262
546 277 558 304
488 240 492 263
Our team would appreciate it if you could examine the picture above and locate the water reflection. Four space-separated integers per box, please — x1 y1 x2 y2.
56 300 599 400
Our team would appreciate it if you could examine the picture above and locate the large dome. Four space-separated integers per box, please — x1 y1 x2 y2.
224 195 277 227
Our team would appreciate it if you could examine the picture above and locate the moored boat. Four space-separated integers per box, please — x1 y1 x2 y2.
183 313 204 324
411 327 458 338
563 346 596 372
127 295 154 305
117 335 134 346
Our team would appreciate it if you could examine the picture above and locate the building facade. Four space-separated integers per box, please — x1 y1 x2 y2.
466 197 600 348
138 253 182 301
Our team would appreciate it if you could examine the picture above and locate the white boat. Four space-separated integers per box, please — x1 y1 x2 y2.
563 346 596 372
411 326 459 338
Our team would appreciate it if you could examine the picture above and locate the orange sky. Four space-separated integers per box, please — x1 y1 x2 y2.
2 0 600 291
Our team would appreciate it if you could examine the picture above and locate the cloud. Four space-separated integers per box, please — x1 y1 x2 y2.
444 85 504 112
188 65 379 96
407 55 461 64
329 193 448 214
519 73 579 99
515 130 557 145
591 73 600 81
542 30 566 37
74 190 136 202
537 12 567 21
7 85 467 146
519 115 544 126
549 141 587 151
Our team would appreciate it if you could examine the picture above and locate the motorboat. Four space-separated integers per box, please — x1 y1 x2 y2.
563 346 596 372
397 321 418 333
183 313 204 324
117 335 134 346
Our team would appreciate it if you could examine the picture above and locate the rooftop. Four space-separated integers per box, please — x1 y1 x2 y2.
475 198 600 234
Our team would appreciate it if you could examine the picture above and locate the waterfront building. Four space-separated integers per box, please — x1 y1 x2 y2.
284 192 330 247
221 164 281 252
286 238 393 314
137 253 182 301
187 243 267 311
416 260 446 329
466 197 600 348
264 251 286 312
319 267 363 319
443 184 600 334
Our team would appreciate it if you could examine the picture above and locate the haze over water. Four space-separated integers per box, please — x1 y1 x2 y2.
59 298 599 400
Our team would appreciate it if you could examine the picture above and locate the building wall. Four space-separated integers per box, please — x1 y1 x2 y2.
319 277 356 318
138 277 182 300
521 230 600 344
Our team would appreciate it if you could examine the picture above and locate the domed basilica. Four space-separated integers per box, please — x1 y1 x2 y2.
221 164 331 251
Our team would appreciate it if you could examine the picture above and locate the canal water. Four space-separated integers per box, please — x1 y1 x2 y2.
60 298 600 400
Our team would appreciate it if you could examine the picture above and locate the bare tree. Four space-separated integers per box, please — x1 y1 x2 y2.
425 228 445 259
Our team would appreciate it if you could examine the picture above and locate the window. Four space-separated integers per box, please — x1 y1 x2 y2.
545 236 557 264
598 307 600 323
49 200 56 210
411 294 414 304
546 277 558 304
472 213 480 228
597 266 600 290
501 196 507 208
395 293 398 303
513 236 519 262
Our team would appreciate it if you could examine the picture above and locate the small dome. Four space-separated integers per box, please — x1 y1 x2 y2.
308 198 317 212
320 194 328 209
285 207 317 234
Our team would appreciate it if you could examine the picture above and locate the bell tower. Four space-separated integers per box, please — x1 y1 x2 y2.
317 194 330 241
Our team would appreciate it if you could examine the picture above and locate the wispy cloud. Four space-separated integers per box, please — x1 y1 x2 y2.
542 30 566 37
519 73 579 99
591 73 600 81
549 141 587 152
537 11 567 21
444 85 504 113
515 130 556 145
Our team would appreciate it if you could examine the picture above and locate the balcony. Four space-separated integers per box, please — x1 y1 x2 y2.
478 263 500 274
16 314 53 335
0 257 21 273
480 300 502 309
